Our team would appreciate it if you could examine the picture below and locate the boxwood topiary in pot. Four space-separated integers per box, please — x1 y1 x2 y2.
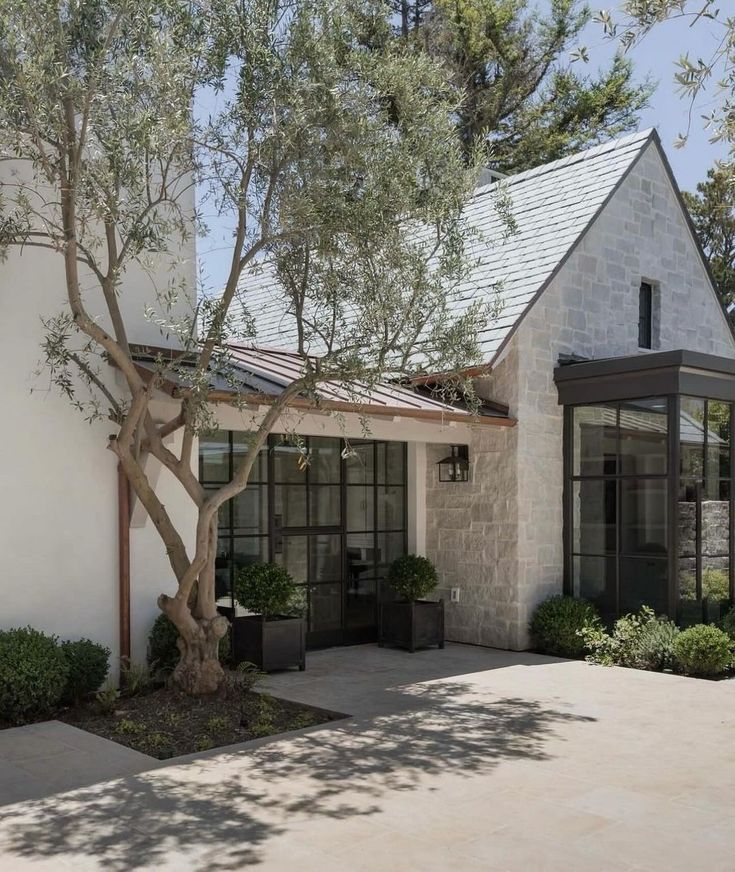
379 554 444 652
226 563 305 672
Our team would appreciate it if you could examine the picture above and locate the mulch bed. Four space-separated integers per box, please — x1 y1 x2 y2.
60 685 343 760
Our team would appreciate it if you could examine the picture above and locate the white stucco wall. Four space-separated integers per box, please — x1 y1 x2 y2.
0 176 198 676
426 141 735 650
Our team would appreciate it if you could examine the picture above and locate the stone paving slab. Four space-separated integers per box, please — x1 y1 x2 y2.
0 721 154 807
1 644 735 870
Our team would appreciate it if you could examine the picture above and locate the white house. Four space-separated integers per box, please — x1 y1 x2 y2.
3 128 734 668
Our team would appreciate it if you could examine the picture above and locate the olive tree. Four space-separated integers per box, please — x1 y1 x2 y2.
0 0 503 693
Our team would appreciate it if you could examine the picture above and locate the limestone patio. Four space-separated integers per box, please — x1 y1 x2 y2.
2 643 735 871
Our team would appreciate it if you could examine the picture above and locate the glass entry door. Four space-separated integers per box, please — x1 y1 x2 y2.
200 433 408 649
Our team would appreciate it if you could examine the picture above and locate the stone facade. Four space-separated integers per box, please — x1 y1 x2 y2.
426 141 735 650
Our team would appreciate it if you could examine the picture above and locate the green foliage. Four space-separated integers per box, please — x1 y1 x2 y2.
120 660 154 697
633 617 681 671
673 624 734 677
95 684 120 716
194 734 215 752
582 607 680 670
225 661 265 697
683 167 735 308
250 693 277 738
388 554 438 601
529 596 601 659
116 718 146 736
412 0 650 170
60 639 111 705
205 715 228 734
0 627 69 724
235 563 298 618
147 614 181 674
0 0 503 696
721 607 735 641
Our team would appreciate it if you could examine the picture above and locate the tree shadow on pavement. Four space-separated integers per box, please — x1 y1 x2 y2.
0 679 595 870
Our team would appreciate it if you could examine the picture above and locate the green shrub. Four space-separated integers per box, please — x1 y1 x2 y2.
148 613 231 674
147 613 180 674
721 606 735 641
60 639 111 704
530 596 600 659
235 563 297 618
673 624 734 676
388 554 438 602
582 607 679 671
0 627 69 724
632 616 680 671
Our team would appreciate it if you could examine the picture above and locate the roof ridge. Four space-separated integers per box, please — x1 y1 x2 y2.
474 127 655 196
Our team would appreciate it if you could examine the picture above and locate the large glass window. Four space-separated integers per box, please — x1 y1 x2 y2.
567 394 734 625
568 398 669 622
199 433 407 644
678 398 732 624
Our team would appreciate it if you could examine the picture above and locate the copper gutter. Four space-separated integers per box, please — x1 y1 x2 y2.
201 390 516 427
117 462 131 669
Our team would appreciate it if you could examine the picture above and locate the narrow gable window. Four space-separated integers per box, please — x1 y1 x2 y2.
638 281 653 349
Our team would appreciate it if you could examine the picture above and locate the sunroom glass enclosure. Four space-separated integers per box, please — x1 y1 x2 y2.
556 352 735 626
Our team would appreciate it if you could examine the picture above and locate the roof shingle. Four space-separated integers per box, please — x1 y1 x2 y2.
229 128 655 364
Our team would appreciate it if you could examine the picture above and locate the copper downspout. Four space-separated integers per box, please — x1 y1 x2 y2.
117 462 131 669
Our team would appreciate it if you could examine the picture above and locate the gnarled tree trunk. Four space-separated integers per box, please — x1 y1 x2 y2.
159 593 229 695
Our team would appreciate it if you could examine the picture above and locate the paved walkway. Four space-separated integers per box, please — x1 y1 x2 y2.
0 720 153 807
2 644 735 870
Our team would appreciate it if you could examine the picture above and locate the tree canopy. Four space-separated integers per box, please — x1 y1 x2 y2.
392 0 652 171
683 167 735 309
0 0 502 693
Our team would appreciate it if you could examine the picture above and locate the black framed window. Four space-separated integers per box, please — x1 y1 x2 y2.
199 433 408 645
564 393 735 625
566 397 669 621
638 281 653 349
678 397 733 625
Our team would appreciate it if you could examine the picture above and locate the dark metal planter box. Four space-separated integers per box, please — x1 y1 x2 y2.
378 600 444 652
218 608 305 672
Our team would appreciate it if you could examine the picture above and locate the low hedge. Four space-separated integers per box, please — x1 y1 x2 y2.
61 639 111 704
0 627 69 724
529 596 600 659
673 624 734 677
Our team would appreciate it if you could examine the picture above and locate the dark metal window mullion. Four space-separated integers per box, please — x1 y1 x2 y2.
697 401 708 600
668 394 680 619
562 406 572 596
730 403 735 601
229 431 235 612
615 403 621 617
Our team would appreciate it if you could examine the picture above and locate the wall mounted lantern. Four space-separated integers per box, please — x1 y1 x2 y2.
437 445 470 483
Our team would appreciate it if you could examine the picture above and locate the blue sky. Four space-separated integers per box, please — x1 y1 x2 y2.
196 3 727 291
573 4 727 190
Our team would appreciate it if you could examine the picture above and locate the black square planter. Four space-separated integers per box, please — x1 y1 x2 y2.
378 600 444 652
218 608 305 672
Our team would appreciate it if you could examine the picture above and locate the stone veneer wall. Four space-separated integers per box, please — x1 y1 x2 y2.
425 342 523 649
426 141 735 651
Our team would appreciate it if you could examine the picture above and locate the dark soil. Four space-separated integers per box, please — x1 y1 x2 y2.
60 684 343 760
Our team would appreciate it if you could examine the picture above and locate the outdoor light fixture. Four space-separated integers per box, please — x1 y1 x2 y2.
437 445 470 483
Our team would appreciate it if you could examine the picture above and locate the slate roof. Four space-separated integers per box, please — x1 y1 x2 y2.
230 128 655 365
